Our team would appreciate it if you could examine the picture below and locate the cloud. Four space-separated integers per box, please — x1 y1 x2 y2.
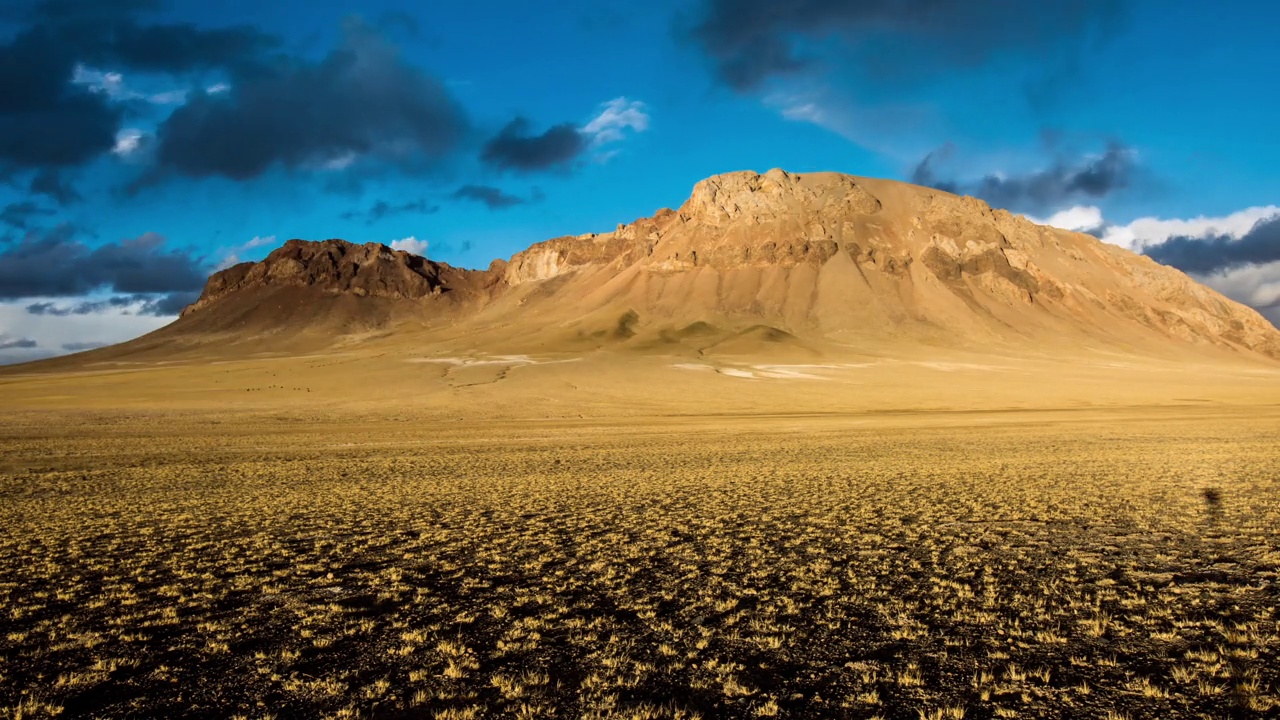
1025 202 1280 276
1098 205 1280 251
33 0 277 74
1143 217 1280 276
91 22 276 75
149 19 468 182
28 169 83 205
71 65 236 107
1187 260 1280 313
26 292 196 317
480 97 651 172
340 198 439 225
112 129 146 156
212 235 279 271
0 28 122 170
0 297 173 362
71 64 127 96
1026 201 1280 328
243 234 276 249
687 0 1127 92
61 341 108 352
0 227 207 299
452 185 524 210
581 98 649 146
1025 205 1106 234
907 143 960 193
0 1 276 179
480 117 587 173
912 143 1137 215
0 334 38 350
0 202 57 230
390 236 428 256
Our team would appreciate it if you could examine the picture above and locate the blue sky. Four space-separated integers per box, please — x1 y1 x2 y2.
2 0 1279 361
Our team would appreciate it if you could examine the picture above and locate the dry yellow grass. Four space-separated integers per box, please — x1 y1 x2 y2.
2 396 1279 718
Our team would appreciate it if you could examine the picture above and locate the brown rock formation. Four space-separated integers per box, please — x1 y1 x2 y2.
172 170 1280 362
181 239 483 317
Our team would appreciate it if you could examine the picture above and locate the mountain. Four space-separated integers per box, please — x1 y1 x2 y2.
44 170 1280 364
174 238 494 335
489 170 1280 360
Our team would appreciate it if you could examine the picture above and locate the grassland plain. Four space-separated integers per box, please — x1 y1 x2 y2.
1 407 1279 720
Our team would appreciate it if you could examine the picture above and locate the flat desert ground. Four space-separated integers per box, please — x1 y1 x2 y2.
2 346 1280 719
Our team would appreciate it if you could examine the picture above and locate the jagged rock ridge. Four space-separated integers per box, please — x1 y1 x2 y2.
181 239 482 317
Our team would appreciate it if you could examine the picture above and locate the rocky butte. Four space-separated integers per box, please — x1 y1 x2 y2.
80 170 1280 362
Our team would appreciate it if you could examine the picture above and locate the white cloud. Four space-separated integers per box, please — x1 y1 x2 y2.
1100 205 1280 250
243 235 277 249
592 149 622 165
763 87 932 158
320 151 358 170
73 65 127 97
1029 202 1280 328
390 237 428 256
1190 260 1280 311
73 64 231 107
112 129 145 156
769 92 829 126
214 236 279 271
0 300 172 365
149 89 189 104
1026 205 1105 233
582 98 649 146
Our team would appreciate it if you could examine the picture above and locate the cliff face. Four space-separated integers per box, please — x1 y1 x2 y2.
181 239 483 317
176 170 1280 361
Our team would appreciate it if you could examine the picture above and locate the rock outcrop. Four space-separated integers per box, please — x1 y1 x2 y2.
174 170 1280 361
181 239 482 317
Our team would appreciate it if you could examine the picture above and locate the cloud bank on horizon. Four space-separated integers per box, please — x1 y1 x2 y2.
1 0 1277 362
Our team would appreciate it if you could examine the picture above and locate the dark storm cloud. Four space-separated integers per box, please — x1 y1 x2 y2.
29 169 82 204
688 0 1128 92
27 290 198 316
27 295 137 315
909 144 959 194
0 25 122 169
1260 305 1280 329
30 0 277 74
1144 216 1280 276
0 1 278 177
61 341 108 352
911 143 1137 214
0 202 56 229
25 0 160 22
150 20 469 182
97 22 277 74
452 185 525 210
340 198 439 225
0 227 206 299
0 336 38 350
27 300 82 315
140 290 198 315
480 118 587 173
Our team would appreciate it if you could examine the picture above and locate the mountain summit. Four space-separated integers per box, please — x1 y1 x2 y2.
118 170 1280 361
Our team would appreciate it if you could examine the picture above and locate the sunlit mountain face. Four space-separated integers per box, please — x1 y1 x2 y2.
2 0 1279 363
